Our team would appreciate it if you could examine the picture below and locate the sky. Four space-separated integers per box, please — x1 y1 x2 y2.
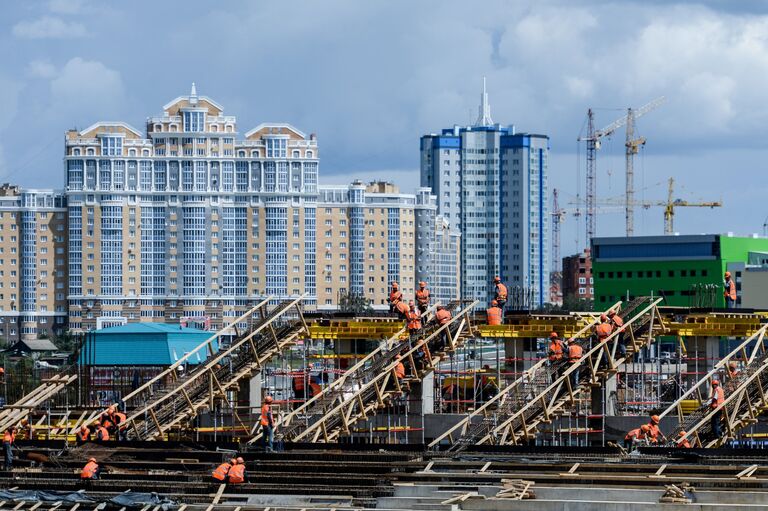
0 0 767 255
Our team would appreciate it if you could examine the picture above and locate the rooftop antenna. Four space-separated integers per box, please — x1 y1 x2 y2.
475 77 493 126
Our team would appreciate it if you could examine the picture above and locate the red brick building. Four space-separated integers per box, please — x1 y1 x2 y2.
562 249 593 302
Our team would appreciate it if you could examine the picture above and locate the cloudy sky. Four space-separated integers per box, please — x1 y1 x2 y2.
1 0 766 253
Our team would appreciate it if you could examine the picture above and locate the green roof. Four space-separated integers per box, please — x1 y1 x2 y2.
79 322 217 366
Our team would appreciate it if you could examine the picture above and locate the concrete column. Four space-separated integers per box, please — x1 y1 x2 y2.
504 338 538 382
249 374 262 414
420 372 434 414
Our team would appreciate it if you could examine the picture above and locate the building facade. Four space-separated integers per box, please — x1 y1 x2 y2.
64 85 319 332
592 235 768 308
562 248 593 303
420 82 550 307
316 181 458 310
0 185 68 342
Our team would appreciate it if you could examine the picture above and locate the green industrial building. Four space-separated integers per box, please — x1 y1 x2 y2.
592 235 768 308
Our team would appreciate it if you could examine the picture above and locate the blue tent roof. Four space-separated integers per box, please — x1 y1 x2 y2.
79 322 217 366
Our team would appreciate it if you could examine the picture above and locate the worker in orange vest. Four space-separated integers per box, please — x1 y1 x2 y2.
3 426 15 470
113 410 127 441
676 431 692 448
566 341 583 389
493 276 507 311
624 424 651 448
406 301 422 336
724 271 737 309
548 332 564 364
81 457 100 480
95 424 110 443
387 282 403 313
433 306 452 352
607 310 626 356
101 405 116 430
212 458 235 483
710 379 725 437
646 414 664 444
76 425 90 446
395 299 410 320
260 395 275 452
486 300 503 326
228 457 246 484
394 355 406 387
415 281 430 314
595 314 612 343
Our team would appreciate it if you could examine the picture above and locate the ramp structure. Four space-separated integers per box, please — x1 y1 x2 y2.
0 375 77 435
251 300 478 444
661 323 768 448
434 297 664 449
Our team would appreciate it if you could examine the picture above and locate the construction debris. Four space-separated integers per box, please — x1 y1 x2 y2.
659 483 695 504
496 479 536 500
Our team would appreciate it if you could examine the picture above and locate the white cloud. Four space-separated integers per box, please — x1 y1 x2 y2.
12 16 86 39
50 58 125 119
26 60 57 79
47 0 85 14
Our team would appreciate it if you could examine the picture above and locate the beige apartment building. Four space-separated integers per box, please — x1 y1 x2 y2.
0 185 68 342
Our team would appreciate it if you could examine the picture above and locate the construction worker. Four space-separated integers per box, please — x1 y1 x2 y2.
433 305 452 352
724 271 737 309
406 301 422 336
95 423 110 443
393 355 407 390
101 405 116 430
81 457 100 480
17 419 32 441
260 395 275 452
387 282 403 313
567 341 583 389
113 410 127 441
646 414 664 444
548 332 564 364
624 424 651 448
415 281 430 314
3 427 15 470
493 276 508 311
76 425 90 446
394 298 409 320
212 458 235 483
486 300 503 326
710 379 725 437
727 360 740 380
676 431 692 448
595 314 613 343
228 457 246 484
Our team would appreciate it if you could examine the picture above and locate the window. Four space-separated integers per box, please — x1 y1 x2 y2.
579 288 586 295
101 136 122 156
578 277 586 284
183 111 205 132
266 138 287 158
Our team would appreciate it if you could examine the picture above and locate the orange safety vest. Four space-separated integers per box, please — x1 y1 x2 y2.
567 344 583 363
724 279 736 300
395 301 410 316
596 322 612 340
486 307 502 326
647 423 661 440
389 290 402 304
416 289 430 305
548 340 564 362
624 428 643 441
228 463 245 484
81 461 99 479
96 427 109 442
260 404 272 427
77 429 90 442
406 310 421 330
394 362 405 379
3 431 14 444
611 315 624 330
495 283 508 301
114 412 127 428
435 309 452 325
711 386 724 408
212 462 231 481
677 438 691 448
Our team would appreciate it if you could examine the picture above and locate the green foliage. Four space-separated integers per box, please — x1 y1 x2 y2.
51 330 78 353
338 292 374 314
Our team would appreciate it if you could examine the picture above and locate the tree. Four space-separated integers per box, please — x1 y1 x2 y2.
338 292 374 314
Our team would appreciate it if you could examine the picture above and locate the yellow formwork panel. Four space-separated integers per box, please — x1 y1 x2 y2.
666 313 764 337
477 316 592 339
308 320 402 340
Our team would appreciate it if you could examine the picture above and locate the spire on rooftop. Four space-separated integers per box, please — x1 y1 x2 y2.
474 77 493 127
190 82 198 105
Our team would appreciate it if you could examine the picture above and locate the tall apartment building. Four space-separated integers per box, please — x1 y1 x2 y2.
417 215 461 306
0 185 68 342
64 85 319 332
420 81 550 307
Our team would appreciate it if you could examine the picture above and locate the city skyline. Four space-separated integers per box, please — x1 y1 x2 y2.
1 1 766 257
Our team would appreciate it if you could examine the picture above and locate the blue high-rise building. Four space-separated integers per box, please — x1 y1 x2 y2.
420 80 550 307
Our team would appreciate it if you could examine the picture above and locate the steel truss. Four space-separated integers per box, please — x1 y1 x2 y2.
250 300 479 444
662 323 768 448
87 295 308 440
437 297 664 449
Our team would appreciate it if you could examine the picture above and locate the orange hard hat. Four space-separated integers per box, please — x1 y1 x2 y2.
729 361 737 368
600 314 608 322
725 271 731 278
493 276 501 283
230 458 237 465
264 395 274 403
678 430 687 437
20 419 28 426
236 457 244 464
81 425 88 431
491 300 498 306
391 281 399 288
641 424 650 432
0 368 5 374
419 281 426 287
712 379 720 386
88 457 96 463
607 310 616 317
550 332 558 339
651 415 660 424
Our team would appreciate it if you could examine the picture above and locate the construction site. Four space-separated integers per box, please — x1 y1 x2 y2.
0 295 766 510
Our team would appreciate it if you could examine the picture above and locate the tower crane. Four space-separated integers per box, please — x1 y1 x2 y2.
591 177 722 235
578 97 666 241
